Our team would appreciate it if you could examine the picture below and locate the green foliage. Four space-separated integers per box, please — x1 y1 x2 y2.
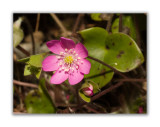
18 53 48 79
111 16 137 41
24 65 42 79
79 90 91 102
18 57 30 63
129 97 146 113
13 17 24 48
80 27 114 88
104 33 144 72
25 78 56 113
90 13 102 21
29 53 47 67
80 27 144 88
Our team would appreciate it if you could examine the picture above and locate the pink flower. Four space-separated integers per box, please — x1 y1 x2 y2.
42 37 91 85
82 84 94 96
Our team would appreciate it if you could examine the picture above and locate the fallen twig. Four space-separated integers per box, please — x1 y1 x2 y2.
35 13 40 32
50 13 69 37
115 78 146 82
72 14 84 34
13 80 38 88
16 45 30 57
73 82 123 112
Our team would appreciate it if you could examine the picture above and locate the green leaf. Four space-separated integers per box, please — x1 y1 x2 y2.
104 33 144 72
111 16 136 41
24 64 32 76
13 17 24 48
19 53 48 79
29 53 46 67
80 27 144 87
79 27 114 88
90 13 102 21
35 69 42 79
25 78 56 113
79 90 91 103
18 57 30 63
24 64 42 79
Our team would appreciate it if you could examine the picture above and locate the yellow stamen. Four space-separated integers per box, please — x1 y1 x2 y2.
64 55 74 64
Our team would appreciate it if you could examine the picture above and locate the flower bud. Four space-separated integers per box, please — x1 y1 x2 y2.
138 107 143 113
82 84 94 97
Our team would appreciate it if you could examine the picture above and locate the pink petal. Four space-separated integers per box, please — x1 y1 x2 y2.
60 37 76 49
79 59 91 74
50 70 68 84
68 70 84 85
46 40 64 54
84 90 93 96
75 43 88 58
42 55 59 71
88 84 93 91
82 87 93 96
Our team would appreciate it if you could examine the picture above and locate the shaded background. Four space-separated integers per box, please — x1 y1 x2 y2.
13 13 147 114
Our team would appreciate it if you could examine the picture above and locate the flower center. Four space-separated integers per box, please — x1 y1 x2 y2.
56 48 83 73
64 55 74 64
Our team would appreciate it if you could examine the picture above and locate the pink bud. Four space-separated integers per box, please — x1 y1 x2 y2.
66 95 70 100
82 84 94 97
138 107 143 113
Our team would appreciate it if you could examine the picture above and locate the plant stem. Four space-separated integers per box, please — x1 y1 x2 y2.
106 14 114 32
72 14 84 34
73 82 123 112
16 45 30 57
50 13 68 36
115 78 146 82
87 56 126 78
87 56 146 94
84 105 103 113
13 80 38 88
35 13 40 32
91 82 123 101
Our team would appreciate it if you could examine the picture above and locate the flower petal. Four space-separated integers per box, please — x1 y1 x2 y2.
79 59 91 74
68 70 84 85
42 55 59 71
60 37 76 49
46 40 64 54
75 43 88 58
50 70 68 84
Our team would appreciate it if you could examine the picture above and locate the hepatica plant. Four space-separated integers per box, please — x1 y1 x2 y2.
18 27 144 104
42 37 91 85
